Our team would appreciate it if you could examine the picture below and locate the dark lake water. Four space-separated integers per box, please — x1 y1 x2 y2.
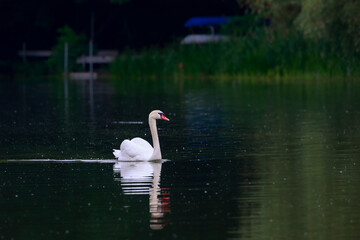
0 77 360 239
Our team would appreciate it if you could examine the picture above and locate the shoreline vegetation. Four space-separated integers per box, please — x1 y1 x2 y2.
110 35 360 81
14 33 360 81
109 0 360 81
13 0 360 81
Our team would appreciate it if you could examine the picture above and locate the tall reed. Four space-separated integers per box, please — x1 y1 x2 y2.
110 29 360 79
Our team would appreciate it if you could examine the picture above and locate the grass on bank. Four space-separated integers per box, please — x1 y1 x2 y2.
110 30 360 80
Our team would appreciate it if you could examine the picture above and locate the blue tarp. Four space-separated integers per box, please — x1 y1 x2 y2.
184 17 231 27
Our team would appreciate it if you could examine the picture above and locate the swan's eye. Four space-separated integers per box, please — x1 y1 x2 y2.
158 112 170 121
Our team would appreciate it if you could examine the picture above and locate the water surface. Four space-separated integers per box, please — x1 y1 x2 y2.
0 78 360 239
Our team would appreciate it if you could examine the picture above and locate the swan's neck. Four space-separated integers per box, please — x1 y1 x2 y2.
149 118 162 160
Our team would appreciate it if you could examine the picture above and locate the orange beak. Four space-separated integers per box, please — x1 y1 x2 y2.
161 115 170 121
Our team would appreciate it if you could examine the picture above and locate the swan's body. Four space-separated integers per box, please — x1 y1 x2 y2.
113 110 169 161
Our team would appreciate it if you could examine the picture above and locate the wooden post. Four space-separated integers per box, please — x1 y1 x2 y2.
22 42 26 62
89 40 93 78
90 11 94 44
64 42 69 75
90 11 94 79
81 54 86 71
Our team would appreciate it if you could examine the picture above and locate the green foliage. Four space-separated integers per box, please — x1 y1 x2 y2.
13 61 50 78
111 0 360 80
47 26 87 74
110 22 360 79
236 0 302 31
237 0 360 54
220 14 260 37
295 0 360 53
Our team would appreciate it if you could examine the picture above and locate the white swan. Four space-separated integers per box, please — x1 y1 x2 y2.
113 110 170 160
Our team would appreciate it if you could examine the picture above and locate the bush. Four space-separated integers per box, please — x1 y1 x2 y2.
47 26 87 74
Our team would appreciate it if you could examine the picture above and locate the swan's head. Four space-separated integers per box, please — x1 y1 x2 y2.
149 110 170 121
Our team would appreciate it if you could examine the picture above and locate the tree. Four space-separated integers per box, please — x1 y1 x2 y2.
237 0 360 53
236 0 301 32
295 0 360 53
47 26 87 73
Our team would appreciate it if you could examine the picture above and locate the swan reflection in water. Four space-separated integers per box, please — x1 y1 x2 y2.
113 160 170 230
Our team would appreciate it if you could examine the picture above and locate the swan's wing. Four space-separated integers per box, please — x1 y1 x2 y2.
130 137 153 151
119 138 153 160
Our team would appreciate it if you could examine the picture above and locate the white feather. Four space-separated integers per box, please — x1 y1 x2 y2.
113 137 153 160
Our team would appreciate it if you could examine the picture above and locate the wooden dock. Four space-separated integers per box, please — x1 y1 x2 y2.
69 72 98 80
18 49 118 64
18 50 52 58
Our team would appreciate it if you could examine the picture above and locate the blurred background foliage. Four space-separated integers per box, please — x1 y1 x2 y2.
2 0 359 78
47 26 88 74
110 0 360 79
237 0 360 54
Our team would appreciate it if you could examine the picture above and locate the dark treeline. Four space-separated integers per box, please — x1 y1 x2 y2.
111 0 360 79
0 0 241 74
238 0 360 55
1 0 359 78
